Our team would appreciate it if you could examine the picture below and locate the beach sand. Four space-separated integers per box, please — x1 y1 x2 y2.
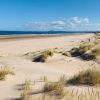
0 34 99 100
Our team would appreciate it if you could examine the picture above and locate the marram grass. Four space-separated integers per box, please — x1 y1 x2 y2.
67 69 100 86
0 66 14 80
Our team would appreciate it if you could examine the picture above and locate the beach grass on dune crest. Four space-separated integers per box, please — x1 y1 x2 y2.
0 66 14 80
91 46 100 56
79 42 95 53
95 39 100 45
82 46 100 60
33 50 54 62
67 69 100 86
68 33 100 60
95 33 100 39
70 42 95 57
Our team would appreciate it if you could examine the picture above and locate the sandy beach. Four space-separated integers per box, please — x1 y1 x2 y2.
0 34 100 100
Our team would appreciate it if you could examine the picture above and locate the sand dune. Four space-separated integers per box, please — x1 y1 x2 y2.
0 34 100 100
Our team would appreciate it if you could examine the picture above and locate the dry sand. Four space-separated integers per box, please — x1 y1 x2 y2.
0 34 99 100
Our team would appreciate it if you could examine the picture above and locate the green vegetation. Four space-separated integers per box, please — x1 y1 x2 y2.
70 47 81 56
68 33 100 60
95 33 100 39
33 50 53 62
81 53 96 60
62 51 71 57
79 42 95 53
18 74 100 100
82 46 100 60
38 87 100 100
0 66 14 80
44 82 65 98
95 39 100 45
43 76 48 82
20 80 32 100
92 46 100 56
70 42 95 57
67 69 100 86
59 75 66 84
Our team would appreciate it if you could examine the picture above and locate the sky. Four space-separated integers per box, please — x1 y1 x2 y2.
0 0 100 31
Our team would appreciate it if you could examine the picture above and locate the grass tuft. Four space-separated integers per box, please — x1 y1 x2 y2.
20 80 32 100
70 42 95 57
33 50 53 62
44 82 65 98
59 75 66 84
95 39 100 45
67 69 100 86
92 46 100 56
79 42 95 53
0 66 14 80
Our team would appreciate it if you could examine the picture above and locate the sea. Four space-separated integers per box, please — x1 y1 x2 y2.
0 30 97 36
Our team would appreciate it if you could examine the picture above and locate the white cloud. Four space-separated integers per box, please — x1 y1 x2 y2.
70 17 82 24
67 17 90 28
83 18 89 23
24 17 100 31
50 21 65 25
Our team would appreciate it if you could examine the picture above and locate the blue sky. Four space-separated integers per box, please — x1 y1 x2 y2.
0 0 100 31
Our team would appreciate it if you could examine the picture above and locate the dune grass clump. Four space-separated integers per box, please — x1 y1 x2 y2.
66 33 100 59
33 50 54 62
82 46 100 60
67 69 100 86
95 39 100 45
43 76 48 82
0 66 14 80
38 50 53 62
69 41 99 61
20 80 32 100
44 82 65 98
70 47 80 57
70 42 95 57
92 47 100 56
59 75 66 84
95 33 100 39
79 42 95 53
38 87 100 100
61 51 71 57
81 53 96 60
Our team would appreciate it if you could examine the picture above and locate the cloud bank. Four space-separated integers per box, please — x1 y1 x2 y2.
24 17 100 31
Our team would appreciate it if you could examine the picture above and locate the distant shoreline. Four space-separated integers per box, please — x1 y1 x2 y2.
0 33 93 41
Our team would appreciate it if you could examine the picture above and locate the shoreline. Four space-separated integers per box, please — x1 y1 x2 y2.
0 33 93 41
